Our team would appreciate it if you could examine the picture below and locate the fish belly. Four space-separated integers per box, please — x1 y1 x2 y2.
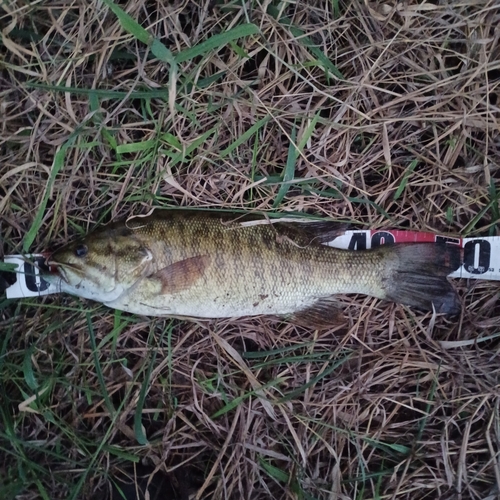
104 275 324 318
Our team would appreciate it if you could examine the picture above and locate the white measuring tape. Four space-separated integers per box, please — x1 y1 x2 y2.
2 230 498 299
327 230 499 280
2 255 57 299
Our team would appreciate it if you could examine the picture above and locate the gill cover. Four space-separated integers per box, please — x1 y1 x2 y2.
47 223 153 303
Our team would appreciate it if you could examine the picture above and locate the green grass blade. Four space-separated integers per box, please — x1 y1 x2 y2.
104 446 141 462
211 393 247 419
27 83 170 100
277 354 352 403
174 23 260 63
267 5 343 80
242 342 318 358
462 191 500 235
23 132 78 252
297 112 320 152
89 92 118 150
273 125 298 208
211 378 282 419
86 313 115 417
101 0 149 44
133 348 157 445
362 438 410 456
332 0 340 18
0 262 17 272
220 116 270 158
161 132 183 150
115 139 157 154
393 159 418 200
253 353 335 368
167 126 218 166
304 186 393 220
22 346 38 391
259 457 290 482
416 363 441 443
446 205 454 223
488 178 499 235
101 0 176 65
229 40 249 58
151 38 176 65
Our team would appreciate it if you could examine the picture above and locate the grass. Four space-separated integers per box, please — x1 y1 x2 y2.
1 0 500 498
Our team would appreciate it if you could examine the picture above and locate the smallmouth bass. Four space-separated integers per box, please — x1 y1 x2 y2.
45 211 461 326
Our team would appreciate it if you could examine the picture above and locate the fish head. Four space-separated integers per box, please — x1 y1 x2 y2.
46 225 153 303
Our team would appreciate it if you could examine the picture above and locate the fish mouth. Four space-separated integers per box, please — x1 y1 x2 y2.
46 260 80 284
45 261 67 283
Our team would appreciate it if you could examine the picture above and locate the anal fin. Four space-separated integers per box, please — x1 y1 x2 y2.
290 296 345 329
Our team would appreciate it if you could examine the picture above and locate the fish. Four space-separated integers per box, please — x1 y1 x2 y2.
44 210 462 327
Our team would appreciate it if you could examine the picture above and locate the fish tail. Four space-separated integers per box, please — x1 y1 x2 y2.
382 243 462 314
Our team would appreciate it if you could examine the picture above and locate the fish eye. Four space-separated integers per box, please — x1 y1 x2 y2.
74 244 88 258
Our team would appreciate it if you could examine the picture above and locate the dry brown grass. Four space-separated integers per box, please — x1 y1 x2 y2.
1 0 500 499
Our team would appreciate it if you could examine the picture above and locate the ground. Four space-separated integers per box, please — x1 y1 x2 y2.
1 0 500 499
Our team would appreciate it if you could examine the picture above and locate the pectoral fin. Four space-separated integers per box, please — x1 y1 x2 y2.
150 255 211 294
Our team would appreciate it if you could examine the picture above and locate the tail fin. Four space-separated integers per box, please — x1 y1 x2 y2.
382 243 461 314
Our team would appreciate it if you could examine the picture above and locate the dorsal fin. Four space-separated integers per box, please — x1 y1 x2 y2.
136 210 348 247
272 220 348 246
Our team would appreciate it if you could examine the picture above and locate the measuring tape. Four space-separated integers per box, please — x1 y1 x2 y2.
2 230 498 299
327 230 498 280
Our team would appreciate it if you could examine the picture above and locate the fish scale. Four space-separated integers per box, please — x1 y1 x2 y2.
44 210 462 326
